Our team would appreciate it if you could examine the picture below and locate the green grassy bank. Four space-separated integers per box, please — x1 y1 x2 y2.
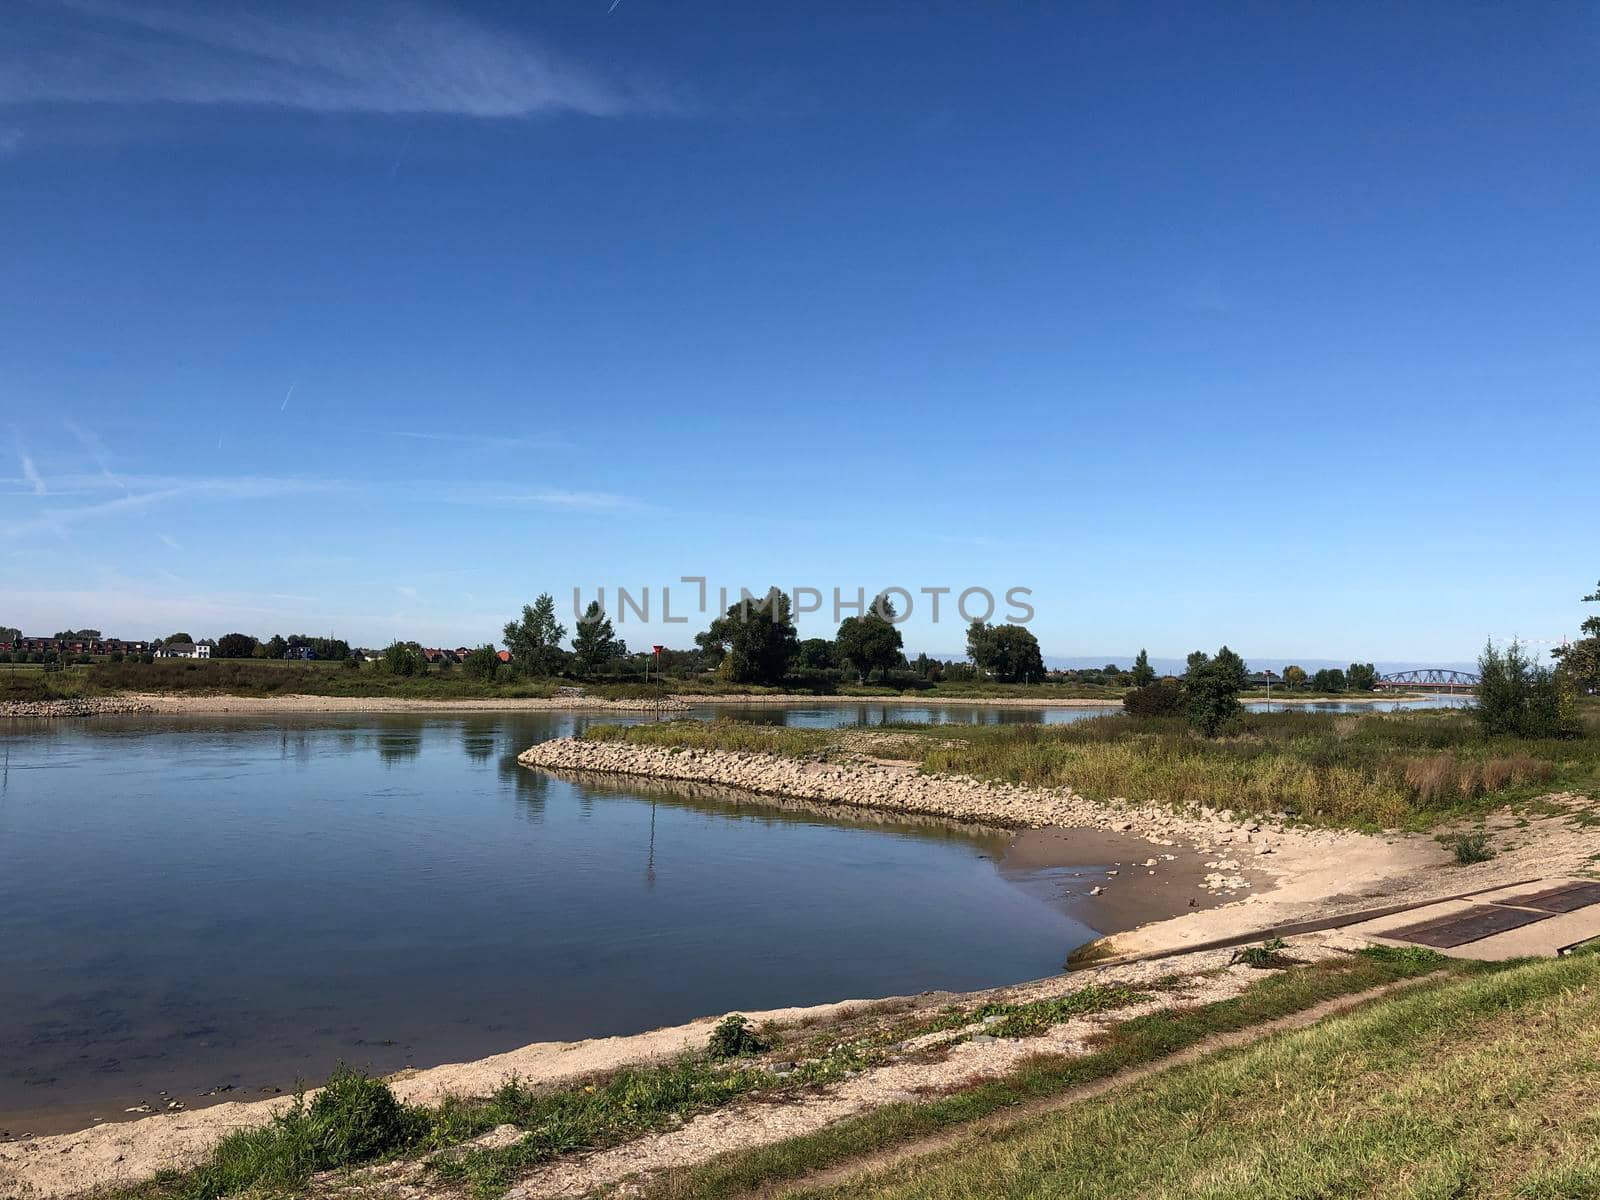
583 704 1600 830
776 950 1600 1200
96 947 1453 1200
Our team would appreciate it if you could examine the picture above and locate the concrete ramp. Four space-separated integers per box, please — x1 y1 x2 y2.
1347 877 1600 960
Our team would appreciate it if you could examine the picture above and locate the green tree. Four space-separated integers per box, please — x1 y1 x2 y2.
165 631 194 645
215 632 258 659
1346 662 1377 691
1184 646 1247 736
794 638 837 671
968 621 1046 683
503 594 568 676
1124 678 1185 717
378 641 427 677
1282 664 1307 690
1551 579 1600 694
263 634 289 660
0 626 20 643
571 602 622 677
461 644 501 682
1477 639 1570 738
1131 649 1156 688
696 588 798 686
835 595 905 683
1311 667 1347 692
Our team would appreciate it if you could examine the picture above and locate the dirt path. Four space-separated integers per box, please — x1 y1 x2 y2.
735 975 1435 1200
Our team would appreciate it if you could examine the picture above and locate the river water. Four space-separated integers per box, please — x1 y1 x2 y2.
0 696 1465 1130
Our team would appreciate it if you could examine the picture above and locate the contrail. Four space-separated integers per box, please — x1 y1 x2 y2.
280 381 297 412
609 0 622 12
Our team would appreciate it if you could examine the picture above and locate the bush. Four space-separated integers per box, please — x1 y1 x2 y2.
1446 830 1494 864
379 641 427 677
303 1068 421 1167
140 652 155 664
1123 680 1184 718
185 1068 424 1199
1477 639 1573 738
1184 647 1246 737
461 644 502 682
707 1015 771 1060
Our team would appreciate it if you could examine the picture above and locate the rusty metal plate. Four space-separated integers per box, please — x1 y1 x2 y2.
1500 882 1600 914
1384 904 1552 948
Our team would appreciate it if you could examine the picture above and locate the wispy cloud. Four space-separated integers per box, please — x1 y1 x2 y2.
12 430 48 495
2 0 667 119
395 584 418 599
20 454 46 496
157 532 181 550
63 418 126 491
429 480 655 513
492 488 649 512
379 429 571 451
4 474 345 537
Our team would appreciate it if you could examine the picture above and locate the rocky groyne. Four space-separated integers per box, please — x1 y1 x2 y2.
516 738 1349 886
1 697 157 719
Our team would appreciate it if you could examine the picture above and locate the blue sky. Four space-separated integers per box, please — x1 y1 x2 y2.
2 1 1596 664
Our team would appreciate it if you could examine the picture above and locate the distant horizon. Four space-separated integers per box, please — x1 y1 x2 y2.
5 622 1503 676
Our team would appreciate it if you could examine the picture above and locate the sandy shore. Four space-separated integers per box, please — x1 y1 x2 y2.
516 741 1597 961
2 692 1114 718
2 689 1442 720
0 938 1352 1199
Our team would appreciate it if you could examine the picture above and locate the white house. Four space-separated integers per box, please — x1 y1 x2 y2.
156 641 210 659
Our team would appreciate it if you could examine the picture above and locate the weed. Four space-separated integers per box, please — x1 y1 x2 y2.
707 1015 772 1059
1230 937 1295 969
1445 830 1495 864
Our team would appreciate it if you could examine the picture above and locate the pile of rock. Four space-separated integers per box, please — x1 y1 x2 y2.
582 696 692 712
517 739 1336 869
1 697 157 719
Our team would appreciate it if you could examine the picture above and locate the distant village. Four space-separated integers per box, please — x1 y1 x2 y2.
0 632 504 666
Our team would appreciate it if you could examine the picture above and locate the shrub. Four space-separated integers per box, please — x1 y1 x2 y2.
303 1068 421 1167
187 1069 424 1199
1231 937 1296 969
1184 647 1246 737
379 641 427 677
462 644 502 682
1123 680 1184 718
1477 639 1573 738
707 1015 771 1060
1446 830 1494 864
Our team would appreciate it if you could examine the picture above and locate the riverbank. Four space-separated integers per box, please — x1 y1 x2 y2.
0 938 1451 1199
518 736 1600 957
0 690 1136 718
0 691 693 717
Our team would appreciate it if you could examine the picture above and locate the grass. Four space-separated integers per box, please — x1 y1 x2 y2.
583 718 838 757
638 947 1458 1200
586 707 1600 832
110 1068 432 1200
90 956 1443 1200
777 952 1600 1200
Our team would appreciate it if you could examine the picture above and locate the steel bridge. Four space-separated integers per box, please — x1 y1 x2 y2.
1375 668 1480 692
